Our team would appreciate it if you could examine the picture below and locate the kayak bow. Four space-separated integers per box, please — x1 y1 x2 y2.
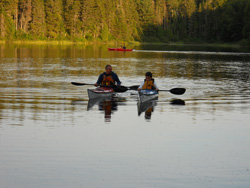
138 89 158 103
87 87 116 100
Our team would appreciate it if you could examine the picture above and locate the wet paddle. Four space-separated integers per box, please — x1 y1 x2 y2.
71 82 139 91
71 82 185 94
159 88 186 95
71 82 94 86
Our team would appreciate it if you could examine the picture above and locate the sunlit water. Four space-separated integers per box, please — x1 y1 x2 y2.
0 44 250 188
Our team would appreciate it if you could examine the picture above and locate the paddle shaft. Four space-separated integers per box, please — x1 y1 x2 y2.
71 82 185 94
71 82 113 87
71 82 139 91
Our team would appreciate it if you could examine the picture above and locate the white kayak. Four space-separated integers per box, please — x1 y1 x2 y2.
138 89 158 103
87 87 116 100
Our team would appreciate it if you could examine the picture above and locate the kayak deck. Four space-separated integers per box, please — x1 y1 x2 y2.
88 87 116 100
138 89 158 103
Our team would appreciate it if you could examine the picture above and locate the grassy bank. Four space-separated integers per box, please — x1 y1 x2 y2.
0 39 248 49
0 40 142 45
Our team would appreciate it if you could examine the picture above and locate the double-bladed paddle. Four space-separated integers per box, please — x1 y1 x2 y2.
71 82 185 95
71 82 139 91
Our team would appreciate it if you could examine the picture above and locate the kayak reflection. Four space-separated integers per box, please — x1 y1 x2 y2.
137 98 158 120
137 98 185 120
87 97 126 122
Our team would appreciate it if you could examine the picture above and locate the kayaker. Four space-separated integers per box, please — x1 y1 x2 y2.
138 72 159 91
95 65 122 86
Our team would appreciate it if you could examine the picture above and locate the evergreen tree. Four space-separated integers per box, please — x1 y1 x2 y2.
0 0 249 43
242 0 250 41
0 2 5 39
80 0 99 40
135 0 157 40
30 0 46 39
0 0 18 40
220 0 246 42
19 0 32 32
64 0 81 39
45 0 65 39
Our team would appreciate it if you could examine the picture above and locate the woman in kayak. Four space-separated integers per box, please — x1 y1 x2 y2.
95 65 121 86
138 72 159 91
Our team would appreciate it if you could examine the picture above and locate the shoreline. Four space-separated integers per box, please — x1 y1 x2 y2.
0 40 248 48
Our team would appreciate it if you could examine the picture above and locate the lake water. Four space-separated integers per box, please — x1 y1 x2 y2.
0 43 250 188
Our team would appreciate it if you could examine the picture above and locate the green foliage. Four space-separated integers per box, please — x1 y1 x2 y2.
219 0 246 42
30 0 46 40
3 12 16 40
64 0 81 39
242 0 250 40
15 29 32 40
45 0 65 39
100 24 109 42
0 0 249 44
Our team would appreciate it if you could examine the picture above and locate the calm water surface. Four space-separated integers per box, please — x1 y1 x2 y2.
0 43 250 188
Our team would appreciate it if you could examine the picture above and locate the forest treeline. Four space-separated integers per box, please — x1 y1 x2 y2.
0 0 250 44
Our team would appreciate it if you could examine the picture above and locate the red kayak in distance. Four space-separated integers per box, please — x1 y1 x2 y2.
108 48 134 51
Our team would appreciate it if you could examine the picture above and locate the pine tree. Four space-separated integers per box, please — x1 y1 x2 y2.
135 0 156 40
30 0 46 39
0 2 5 38
80 0 99 40
64 0 81 39
44 0 65 39
0 0 18 40
242 0 250 41
19 0 32 32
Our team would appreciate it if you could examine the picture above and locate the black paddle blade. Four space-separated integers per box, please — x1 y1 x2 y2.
169 88 186 95
113 85 139 92
113 86 128 92
71 82 86 86
128 85 139 90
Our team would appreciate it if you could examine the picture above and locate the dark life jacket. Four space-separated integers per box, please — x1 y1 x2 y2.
101 73 115 85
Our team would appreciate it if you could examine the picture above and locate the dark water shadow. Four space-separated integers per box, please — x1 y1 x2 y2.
170 98 186 105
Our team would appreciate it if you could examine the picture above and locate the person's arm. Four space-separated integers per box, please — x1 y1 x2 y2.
138 82 144 91
154 81 159 91
95 74 103 86
113 72 121 85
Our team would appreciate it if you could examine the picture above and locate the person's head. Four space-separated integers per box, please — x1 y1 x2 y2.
105 65 112 74
145 72 152 81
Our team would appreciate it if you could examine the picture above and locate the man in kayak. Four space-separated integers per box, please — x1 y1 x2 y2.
138 72 159 91
95 65 121 86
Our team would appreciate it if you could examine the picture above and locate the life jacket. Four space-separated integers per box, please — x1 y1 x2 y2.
101 73 115 85
142 79 155 90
